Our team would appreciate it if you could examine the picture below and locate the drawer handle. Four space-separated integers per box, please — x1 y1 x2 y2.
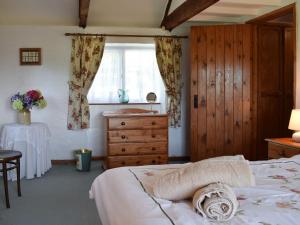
121 122 126 126
121 135 126 139
121 161 125 165
152 121 156 125
279 150 286 157
121 148 126 152
136 161 141 164
152 160 156 164
152 147 156 151
152 135 156 138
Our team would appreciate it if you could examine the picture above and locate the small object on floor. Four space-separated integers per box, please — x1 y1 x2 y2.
75 149 92 171
0 150 22 208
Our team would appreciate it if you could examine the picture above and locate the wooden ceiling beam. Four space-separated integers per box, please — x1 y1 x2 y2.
161 0 173 27
161 0 220 31
79 0 90 28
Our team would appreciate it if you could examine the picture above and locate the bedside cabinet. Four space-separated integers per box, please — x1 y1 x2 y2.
103 108 168 169
265 138 300 159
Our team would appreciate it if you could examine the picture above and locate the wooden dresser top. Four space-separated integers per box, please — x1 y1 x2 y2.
265 138 300 148
103 113 168 118
102 108 167 118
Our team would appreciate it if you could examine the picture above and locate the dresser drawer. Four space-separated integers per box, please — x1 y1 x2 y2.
108 129 168 143
107 155 168 168
268 143 300 159
108 142 168 156
108 116 168 130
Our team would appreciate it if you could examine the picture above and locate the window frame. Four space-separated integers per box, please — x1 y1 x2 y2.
88 43 165 105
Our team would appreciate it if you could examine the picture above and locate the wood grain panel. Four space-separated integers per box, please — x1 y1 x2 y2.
283 28 295 134
242 25 252 160
257 26 284 160
108 142 167 156
190 27 199 161
233 25 244 155
108 116 167 130
190 24 253 161
251 25 258 161
107 155 168 168
108 129 168 143
197 27 208 161
224 26 234 156
104 112 169 169
215 26 225 156
206 26 216 158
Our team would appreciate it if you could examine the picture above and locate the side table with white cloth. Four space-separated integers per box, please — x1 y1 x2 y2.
0 123 51 180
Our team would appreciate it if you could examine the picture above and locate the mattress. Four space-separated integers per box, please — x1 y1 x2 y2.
90 155 300 225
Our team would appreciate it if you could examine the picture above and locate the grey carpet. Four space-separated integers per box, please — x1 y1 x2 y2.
0 162 103 225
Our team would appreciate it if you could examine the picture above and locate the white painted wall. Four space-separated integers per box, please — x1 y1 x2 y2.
0 25 189 159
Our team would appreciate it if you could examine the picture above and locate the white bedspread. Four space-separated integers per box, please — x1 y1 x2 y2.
90 156 300 225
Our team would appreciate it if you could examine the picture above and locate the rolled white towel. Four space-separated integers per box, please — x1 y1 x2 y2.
192 183 238 222
153 156 255 201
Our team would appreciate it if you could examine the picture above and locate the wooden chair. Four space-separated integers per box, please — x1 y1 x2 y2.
0 150 22 208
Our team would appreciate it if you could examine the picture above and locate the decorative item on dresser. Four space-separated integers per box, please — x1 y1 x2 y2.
288 109 300 142
103 108 168 169
266 138 300 159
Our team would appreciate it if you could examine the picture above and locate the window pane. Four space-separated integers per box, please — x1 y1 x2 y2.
88 48 123 103
88 43 166 105
125 48 165 103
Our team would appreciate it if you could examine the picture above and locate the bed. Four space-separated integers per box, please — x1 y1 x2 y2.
90 155 300 225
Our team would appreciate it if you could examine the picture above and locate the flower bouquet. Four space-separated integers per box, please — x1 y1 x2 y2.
11 90 47 125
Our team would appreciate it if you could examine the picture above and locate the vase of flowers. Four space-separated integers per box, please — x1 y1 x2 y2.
11 90 47 125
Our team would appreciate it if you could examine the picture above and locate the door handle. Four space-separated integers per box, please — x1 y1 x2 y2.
194 95 198 108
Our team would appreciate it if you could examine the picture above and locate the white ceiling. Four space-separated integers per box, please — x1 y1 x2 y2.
0 0 78 26
88 0 166 27
0 0 295 27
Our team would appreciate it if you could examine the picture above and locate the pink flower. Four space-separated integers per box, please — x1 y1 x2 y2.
26 90 41 101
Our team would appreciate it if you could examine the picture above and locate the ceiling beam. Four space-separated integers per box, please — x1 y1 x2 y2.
79 0 90 28
161 0 220 31
161 0 173 27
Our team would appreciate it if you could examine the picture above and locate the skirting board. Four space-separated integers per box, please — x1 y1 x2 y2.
51 156 190 165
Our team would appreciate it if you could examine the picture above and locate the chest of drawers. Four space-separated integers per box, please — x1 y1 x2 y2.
103 109 168 169
266 138 300 159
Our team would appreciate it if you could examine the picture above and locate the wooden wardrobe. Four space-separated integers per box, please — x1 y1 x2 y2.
190 23 294 162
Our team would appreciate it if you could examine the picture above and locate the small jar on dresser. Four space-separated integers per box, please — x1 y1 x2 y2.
103 108 169 169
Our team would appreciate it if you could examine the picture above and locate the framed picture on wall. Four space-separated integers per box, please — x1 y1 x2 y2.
19 48 42 65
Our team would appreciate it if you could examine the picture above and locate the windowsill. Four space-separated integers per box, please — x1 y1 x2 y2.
89 102 161 106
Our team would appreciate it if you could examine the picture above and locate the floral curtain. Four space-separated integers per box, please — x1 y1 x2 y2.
155 37 182 128
67 36 105 130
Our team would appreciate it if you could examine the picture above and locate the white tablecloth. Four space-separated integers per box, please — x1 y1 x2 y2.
0 122 52 180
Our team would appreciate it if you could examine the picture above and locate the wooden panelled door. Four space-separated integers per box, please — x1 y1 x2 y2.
190 25 253 161
255 25 294 160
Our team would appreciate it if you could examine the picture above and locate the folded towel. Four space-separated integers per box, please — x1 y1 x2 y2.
202 155 245 161
192 183 238 222
153 155 255 200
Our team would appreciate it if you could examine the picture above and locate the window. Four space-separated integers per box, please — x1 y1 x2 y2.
88 43 166 104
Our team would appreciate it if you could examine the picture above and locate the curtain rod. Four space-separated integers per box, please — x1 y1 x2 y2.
65 33 189 39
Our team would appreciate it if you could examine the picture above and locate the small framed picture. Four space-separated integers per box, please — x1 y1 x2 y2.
19 48 41 65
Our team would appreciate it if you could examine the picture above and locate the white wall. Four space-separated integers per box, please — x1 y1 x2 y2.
0 25 189 159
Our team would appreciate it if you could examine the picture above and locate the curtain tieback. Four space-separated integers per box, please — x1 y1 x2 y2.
166 88 178 97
